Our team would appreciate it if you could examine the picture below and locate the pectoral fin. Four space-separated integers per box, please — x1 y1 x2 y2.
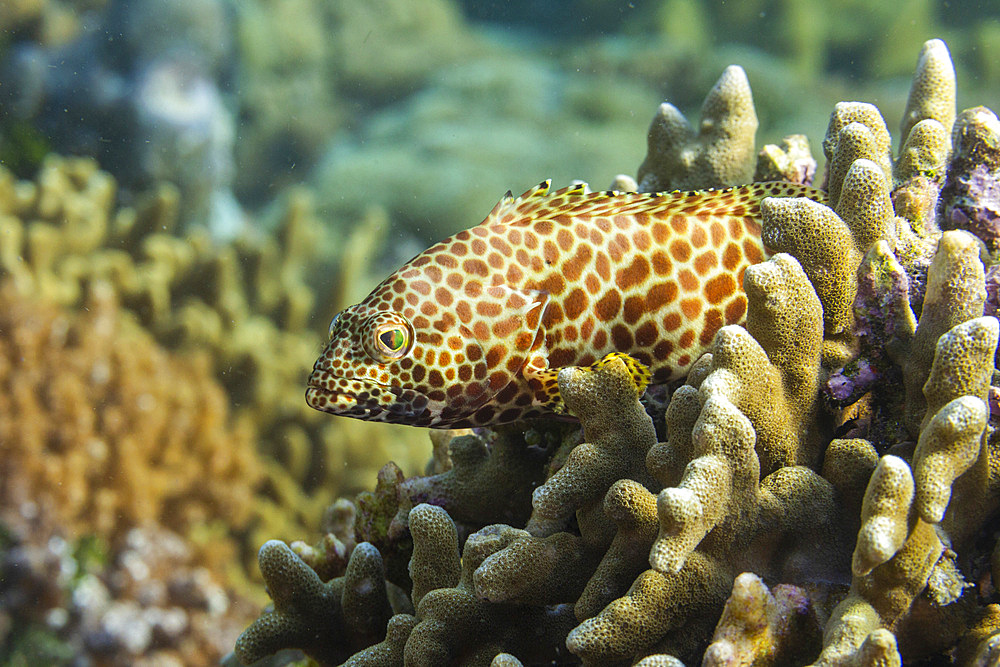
462 284 550 395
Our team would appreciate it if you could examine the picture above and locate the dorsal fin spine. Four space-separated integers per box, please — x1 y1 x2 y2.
478 180 827 228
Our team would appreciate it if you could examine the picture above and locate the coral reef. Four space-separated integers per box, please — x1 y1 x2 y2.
0 265 263 662
0 278 262 545
0 144 428 663
0 155 429 546
235 37 1000 667
0 479 256 664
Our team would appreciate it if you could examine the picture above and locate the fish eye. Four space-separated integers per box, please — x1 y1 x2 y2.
378 327 407 353
362 313 414 363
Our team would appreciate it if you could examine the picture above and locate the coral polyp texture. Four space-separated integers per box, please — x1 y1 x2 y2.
238 39 1000 666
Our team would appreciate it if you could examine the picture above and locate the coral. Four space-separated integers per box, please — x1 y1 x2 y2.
567 551 732 664
234 540 399 665
636 65 758 193
0 278 262 545
574 478 659 621
701 573 821 666
894 231 989 437
811 305 997 664
821 102 893 205
754 133 817 185
407 503 460 607
0 156 430 550
686 253 824 475
526 356 659 540
404 518 579 666
341 613 419 667
763 103 902 355
0 506 256 665
898 39 956 162
238 38 1000 667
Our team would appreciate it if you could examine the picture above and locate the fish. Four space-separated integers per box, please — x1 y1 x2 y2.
306 180 826 428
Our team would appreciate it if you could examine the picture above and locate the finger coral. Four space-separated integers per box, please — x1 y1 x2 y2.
234 540 399 665
636 65 758 193
237 37 1000 667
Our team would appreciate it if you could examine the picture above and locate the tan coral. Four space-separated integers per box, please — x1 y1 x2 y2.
575 478 660 622
566 254 842 664
899 39 956 152
813 453 948 666
821 438 881 534
894 230 988 436
698 253 824 473
648 383 702 488
567 551 732 665
923 318 1000 546
0 279 262 545
913 395 988 525
636 65 758 192
702 572 822 667
895 119 951 183
763 119 899 352
754 134 817 185
340 613 418 667
473 527 599 606
649 395 759 574
822 104 893 204
814 315 995 665
835 158 895 253
761 197 861 341
407 503 461 607
234 540 398 665
405 515 578 666
526 356 658 541
851 456 915 578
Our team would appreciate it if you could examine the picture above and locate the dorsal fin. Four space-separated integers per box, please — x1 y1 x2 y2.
477 180 827 228
478 180 551 227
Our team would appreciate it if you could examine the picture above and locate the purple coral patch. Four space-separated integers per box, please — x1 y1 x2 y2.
945 165 1000 249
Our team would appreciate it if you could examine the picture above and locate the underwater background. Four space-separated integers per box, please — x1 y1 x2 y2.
2 0 1000 665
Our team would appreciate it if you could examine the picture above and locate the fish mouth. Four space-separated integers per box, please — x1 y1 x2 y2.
305 385 378 418
305 371 431 421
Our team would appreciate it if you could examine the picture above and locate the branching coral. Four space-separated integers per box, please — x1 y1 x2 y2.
526 356 659 540
636 65 758 193
236 38 1000 667
405 517 578 665
234 540 400 665
563 254 845 664
0 155 430 553
702 573 821 666
0 279 262 544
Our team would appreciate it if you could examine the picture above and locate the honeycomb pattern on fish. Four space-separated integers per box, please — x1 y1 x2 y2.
307 180 826 428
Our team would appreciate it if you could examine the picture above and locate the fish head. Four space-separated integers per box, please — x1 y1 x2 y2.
307 277 551 427
306 300 497 427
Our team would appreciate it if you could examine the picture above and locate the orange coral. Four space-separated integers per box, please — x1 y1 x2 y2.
0 278 263 545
